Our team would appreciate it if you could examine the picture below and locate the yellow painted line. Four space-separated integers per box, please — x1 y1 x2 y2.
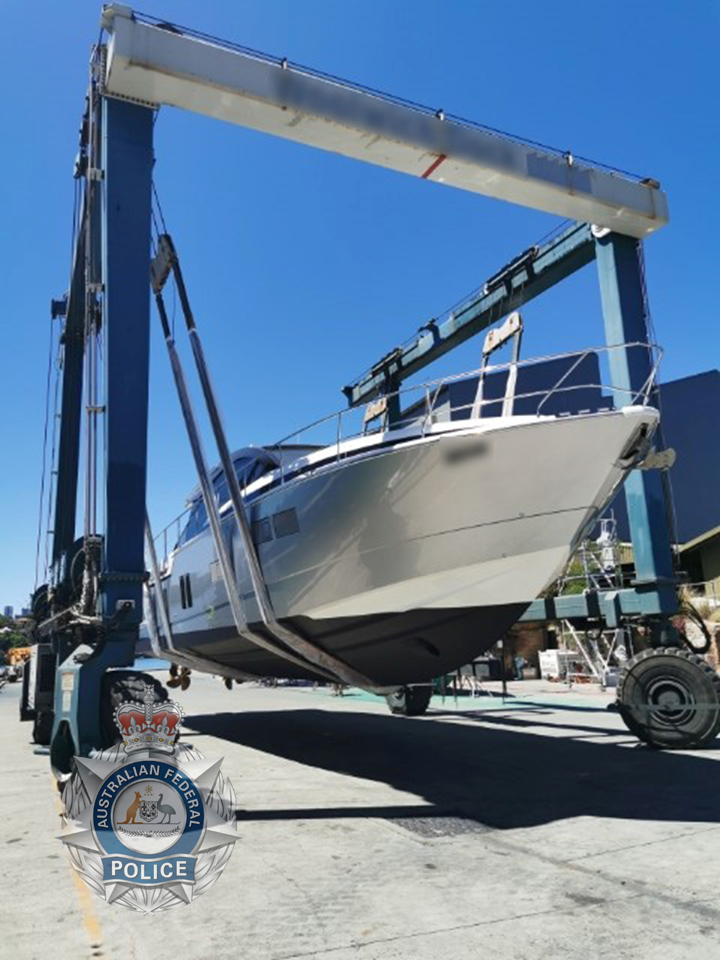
52 778 104 950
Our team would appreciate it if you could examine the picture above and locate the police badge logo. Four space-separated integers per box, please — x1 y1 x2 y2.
59 683 237 914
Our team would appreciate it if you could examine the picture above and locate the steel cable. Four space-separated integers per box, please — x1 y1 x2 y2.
131 10 644 180
637 242 681 559
34 316 56 591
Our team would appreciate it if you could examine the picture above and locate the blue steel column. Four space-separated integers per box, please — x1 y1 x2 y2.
595 231 675 599
51 98 154 770
101 97 154 619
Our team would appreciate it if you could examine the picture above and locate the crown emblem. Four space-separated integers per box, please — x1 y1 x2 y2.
114 684 184 755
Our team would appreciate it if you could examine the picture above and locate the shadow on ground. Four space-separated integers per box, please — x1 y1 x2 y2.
186 705 720 830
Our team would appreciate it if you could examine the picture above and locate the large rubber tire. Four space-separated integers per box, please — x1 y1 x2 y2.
386 685 433 717
100 671 169 748
19 663 34 722
33 711 54 746
618 647 720 750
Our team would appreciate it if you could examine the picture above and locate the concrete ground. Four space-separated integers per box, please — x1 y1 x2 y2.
4 673 720 960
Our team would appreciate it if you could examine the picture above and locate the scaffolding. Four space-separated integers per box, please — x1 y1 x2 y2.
543 516 633 688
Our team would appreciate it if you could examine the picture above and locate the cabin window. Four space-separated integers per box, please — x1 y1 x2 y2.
176 452 279 548
214 474 229 508
252 517 273 545
179 499 208 545
233 457 251 486
273 508 299 539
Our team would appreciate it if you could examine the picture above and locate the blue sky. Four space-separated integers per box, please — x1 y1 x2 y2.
1 0 718 610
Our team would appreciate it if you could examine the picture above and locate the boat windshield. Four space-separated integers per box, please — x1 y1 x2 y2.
176 449 279 547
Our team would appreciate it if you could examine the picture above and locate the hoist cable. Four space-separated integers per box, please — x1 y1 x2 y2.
151 181 177 336
637 242 681 559
35 175 82 590
34 316 56 592
43 341 62 581
152 180 168 234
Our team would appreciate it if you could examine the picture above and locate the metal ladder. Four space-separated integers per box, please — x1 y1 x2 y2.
471 311 523 419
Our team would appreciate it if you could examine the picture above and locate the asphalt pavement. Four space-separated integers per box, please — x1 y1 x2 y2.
3 673 720 960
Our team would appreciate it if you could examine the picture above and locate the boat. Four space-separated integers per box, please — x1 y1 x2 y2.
141 345 659 712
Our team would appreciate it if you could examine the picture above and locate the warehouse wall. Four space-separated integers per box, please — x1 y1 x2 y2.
610 370 720 545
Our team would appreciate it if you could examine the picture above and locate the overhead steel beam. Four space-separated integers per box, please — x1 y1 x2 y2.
100 6 667 238
521 582 679 625
344 221 595 407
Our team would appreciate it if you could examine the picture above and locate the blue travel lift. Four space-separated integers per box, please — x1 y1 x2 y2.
344 223 678 627
23 7 720 781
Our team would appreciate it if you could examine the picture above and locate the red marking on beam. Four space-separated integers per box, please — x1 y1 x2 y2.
421 154 447 179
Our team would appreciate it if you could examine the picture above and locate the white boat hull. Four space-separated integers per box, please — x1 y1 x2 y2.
145 404 657 684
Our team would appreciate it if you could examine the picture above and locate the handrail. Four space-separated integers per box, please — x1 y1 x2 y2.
275 340 662 455
151 341 662 559
536 350 591 415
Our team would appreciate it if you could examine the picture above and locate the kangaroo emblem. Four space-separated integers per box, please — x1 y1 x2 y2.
118 791 142 824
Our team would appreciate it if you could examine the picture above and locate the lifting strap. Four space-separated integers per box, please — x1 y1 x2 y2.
151 233 397 695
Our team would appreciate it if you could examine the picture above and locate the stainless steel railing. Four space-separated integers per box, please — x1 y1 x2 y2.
274 340 662 466
151 341 661 566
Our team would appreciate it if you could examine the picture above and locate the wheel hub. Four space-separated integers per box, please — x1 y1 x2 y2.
646 677 696 726
618 646 720 749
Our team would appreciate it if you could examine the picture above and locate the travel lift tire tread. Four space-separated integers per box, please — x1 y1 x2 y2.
618 646 720 750
19 663 35 723
33 671 170 749
386 685 433 717
32 711 54 746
